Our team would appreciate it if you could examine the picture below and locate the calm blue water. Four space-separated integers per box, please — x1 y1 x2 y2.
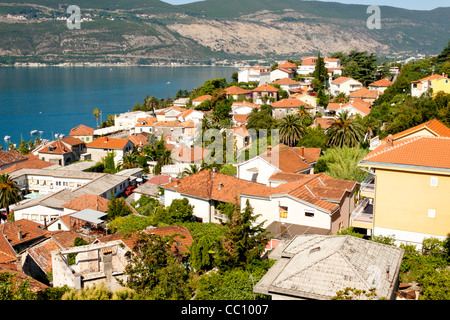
0 66 235 148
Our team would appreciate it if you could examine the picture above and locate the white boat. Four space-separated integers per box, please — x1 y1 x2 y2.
4 135 10 141
59 134 65 139
30 130 37 135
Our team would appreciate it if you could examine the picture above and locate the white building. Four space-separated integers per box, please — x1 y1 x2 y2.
330 77 363 96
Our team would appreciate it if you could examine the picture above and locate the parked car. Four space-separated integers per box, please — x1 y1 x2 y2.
125 186 135 195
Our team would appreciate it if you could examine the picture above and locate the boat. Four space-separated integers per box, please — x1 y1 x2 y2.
30 130 37 135
59 134 65 139
4 135 10 141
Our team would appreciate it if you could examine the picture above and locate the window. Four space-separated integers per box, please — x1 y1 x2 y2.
279 206 288 219
305 210 315 218
430 177 438 187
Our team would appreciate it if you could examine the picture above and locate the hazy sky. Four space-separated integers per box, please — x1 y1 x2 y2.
161 0 450 11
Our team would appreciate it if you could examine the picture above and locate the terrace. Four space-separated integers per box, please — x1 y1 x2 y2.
350 197 373 230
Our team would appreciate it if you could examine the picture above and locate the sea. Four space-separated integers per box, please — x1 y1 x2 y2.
0 66 236 149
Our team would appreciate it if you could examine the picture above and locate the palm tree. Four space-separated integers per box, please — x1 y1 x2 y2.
93 108 101 128
180 164 201 178
0 173 21 217
121 153 137 169
326 110 365 148
278 114 304 147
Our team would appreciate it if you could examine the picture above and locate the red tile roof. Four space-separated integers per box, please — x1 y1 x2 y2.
69 124 94 136
252 84 279 92
272 78 300 86
0 233 17 264
361 136 450 170
62 194 110 212
0 154 54 174
0 263 49 291
259 146 321 173
332 76 360 85
193 95 212 102
135 117 157 127
225 85 250 95
381 119 450 143
0 150 26 167
86 137 131 150
279 61 298 69
369 79 393 87
349 87 382 99
0 219 49 248
271 98 313 109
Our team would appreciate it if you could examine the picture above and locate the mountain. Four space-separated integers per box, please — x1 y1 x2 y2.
0 0 448 65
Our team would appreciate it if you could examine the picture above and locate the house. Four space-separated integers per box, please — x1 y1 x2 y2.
271 98 315 119
325 58 343 77
231 101 259 116
155 106 186 122
369 118 450 150
177 109 204 124
271 78 300 96
411 74 446 97
254 234 404 300
173 97 190 108
224 85 251 100
61 193 109 216
0 154 55 174
240 172 357 238
310 117 336 131
293 93 317 109
251 84 279 105
229 125 252 151
349 87 383 105
171 144 208 164
238 66 270 83
0 219 49 253
232 114 250 126
270 67 295 83
127 132 151 150
151 120 185 142
20 230 89 285
114 111 150 131
0 150 27 172
327 99 371 117
368 79 393 93
86 137 134 165
236 145 321 185
0 263 49 292
192 95 212 107
297 57 317 76
69 124 95 144
163 170 271 223
0 231 18 264
430 73 450 97
37 137 86 166
330 77 363 96
132 174 174 202
357 133 450 247
134 117 157 134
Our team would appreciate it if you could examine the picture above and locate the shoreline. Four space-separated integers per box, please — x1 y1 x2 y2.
0 62 240 68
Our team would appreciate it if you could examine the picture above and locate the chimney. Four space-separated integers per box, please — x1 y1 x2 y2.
300 146 305 158
267 145 272 157
17 226 22 241
218 182 224 190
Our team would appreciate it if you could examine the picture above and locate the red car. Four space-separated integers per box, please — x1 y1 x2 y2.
125 186 135 195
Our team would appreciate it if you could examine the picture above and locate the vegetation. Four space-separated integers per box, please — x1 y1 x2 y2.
0 173 21 217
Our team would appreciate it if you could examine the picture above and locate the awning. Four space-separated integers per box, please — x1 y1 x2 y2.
70 209 108 225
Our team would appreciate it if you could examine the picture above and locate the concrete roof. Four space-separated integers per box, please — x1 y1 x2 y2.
254 234 404 300
70 209 108 225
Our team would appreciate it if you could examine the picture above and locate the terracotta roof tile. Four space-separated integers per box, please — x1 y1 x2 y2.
193 95 212 102
0 233 17 264
361 136 450 170
69 124 94 136
272 78 300 86
381 119 450 143
369 79 393 87
0 264 49 291
0 155 54 174
252 84 279 92
135 117 157 127
271 98 313 109
0 150 26 166
62 194 109 212
349 87 382 99
86 137 131 150
0 219 49 248
225 85 250 95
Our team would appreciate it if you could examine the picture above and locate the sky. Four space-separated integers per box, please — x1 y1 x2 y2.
160 0 450 11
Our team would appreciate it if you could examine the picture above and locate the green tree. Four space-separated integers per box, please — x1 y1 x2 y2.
154 198 193 225
312 51 328 91
18 140 29 155
278 114 304 147
93 108 101 128
217 200 268 271
0 272 37 300
107 194 132 220
436 40 450 64
0 173 21 217
326 111 365 148
123 232 193 299
189 236 214 273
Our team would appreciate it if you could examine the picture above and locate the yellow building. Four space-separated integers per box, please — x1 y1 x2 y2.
431 74 450 97
357 133 450 248
69 124 95 143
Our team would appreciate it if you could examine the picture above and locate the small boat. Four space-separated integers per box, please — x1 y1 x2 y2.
4 135 10 141
30 130 37 135
59 134 65 139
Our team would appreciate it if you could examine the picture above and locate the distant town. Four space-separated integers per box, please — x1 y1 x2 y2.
1 39 450 302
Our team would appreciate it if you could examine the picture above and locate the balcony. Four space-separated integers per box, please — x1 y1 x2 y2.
214 209 228 222
360 174 375 198
351 198 373 230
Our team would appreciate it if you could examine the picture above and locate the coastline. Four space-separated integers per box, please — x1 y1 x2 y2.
1 62 240 68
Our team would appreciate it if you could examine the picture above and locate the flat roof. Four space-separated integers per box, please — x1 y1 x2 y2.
70 209 108 225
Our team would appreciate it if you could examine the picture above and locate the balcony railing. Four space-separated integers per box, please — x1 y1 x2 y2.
351 198 373 227
360 174 375 197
